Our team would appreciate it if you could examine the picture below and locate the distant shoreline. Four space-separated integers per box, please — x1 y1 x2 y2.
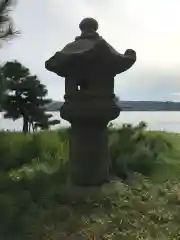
45 101 180 112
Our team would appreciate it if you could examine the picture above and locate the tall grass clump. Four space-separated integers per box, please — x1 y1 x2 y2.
109 122 172 179
0 129 69 239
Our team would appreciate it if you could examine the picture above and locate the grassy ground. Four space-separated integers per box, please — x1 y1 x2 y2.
39 131 180 239
34 176 180 239
1 128 180 239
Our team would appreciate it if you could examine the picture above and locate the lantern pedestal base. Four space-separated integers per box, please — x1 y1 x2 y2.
69 123 110 186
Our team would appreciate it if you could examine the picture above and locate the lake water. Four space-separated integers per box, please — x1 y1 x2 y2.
1 112 180 132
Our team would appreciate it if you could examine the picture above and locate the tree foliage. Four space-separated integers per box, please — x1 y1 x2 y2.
0 0 19 42
0 70 6 110
1 61 60 132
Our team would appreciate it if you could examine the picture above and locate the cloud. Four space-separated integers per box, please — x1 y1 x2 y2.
0 0 179 101
172 93 180 96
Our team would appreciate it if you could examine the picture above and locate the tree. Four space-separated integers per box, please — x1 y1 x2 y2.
0 1 19 109
0 0 19 41
1 61 60 133
0 70 6 110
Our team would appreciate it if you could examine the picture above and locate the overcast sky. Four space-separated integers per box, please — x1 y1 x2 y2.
0 0 180 101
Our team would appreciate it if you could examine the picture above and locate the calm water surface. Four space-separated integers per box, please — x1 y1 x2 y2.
1 112 180 132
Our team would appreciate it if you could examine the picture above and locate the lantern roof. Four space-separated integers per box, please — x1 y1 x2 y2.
45 17 136 77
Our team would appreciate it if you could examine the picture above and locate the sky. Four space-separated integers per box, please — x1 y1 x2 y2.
0 0 180 101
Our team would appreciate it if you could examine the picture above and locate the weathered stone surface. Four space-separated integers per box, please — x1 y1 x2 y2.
45 18 136 78
45 17 136 186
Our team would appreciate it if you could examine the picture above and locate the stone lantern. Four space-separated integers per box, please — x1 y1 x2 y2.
45 18 136 186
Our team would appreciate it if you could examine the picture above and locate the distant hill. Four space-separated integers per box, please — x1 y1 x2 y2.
45 101 180 111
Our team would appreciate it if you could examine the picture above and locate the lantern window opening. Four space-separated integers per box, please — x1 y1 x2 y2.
76 79 88 91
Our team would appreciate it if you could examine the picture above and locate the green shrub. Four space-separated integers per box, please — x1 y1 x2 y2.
0 129 69 238
0 132 32 171
0 130 68 172
109 122 172 178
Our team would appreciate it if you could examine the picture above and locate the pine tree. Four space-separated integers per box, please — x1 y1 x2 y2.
0 0 18 41
1 61 60 132
0 70 6 110
0 1 19 109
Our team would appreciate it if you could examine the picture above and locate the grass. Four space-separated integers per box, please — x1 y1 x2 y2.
42 176 180 239
148 131 180 182
1 124 180 239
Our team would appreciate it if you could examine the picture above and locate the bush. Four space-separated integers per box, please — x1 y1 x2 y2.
0 129 69 238
109 122 172 178
0 132 32 171
0 130 68 171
